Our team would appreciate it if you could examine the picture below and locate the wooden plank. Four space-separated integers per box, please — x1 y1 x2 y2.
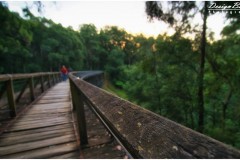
16 112 72 119
40 96 69 100
0 142 79 159
0 134 76 156
15 113 71 121
12 117 71 126
1 123 73 136
44 89 68 92
0 129 74 146
7 120 73 131
40 97 69 100
18 114 71 120
22 108 71 114
26 107 71 113
37 99 69 104
49 151 80 159
44 93 68 96
16 114 72 123
32 102 71 107
27 109 71 114
30 104 71 110
12 118 73 127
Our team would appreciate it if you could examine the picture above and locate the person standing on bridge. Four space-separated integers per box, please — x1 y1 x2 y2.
60 65 68 81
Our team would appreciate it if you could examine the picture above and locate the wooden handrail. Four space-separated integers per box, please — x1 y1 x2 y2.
0 72 59 82
69 72 240 159
0 72 61 120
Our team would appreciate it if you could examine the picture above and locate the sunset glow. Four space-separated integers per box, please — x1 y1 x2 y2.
8 1 226 39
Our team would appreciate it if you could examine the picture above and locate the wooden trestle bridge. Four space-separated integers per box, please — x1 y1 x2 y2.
0 71 240 159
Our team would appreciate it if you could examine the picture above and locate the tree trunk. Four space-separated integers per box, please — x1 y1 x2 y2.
153 51 161 114
197 1 208 133
222 88 233 129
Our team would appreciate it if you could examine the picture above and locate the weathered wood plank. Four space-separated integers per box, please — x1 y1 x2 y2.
49 150 80 159
0 142 79 159
0 129 74 146
7 120 73 131
10 117 72 126
15 114 72 124
39 97 69 101
15 113 72 122
37 99 69 104
0 134 76 156
31 102 71 108
1 123 73 136
22 107 71 114
17 113 72 119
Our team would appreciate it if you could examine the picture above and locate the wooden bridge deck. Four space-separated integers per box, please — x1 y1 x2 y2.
0 81 127 159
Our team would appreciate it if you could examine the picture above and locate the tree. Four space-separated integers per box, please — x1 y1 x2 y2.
145 1 209 133
79 24 100 70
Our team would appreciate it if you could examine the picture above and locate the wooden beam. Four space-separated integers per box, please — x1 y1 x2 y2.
6 79 16 117
29 77 35 101
68 73 240 159
40 75 45 93
48 74 51 88
70 80 88 145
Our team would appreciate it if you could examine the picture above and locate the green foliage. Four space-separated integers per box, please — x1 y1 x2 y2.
0 5 85 73
1 3 240 149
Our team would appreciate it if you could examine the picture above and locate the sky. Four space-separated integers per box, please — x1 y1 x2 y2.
7 1 227 40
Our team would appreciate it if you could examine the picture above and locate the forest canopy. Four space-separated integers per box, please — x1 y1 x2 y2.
0 2 240 149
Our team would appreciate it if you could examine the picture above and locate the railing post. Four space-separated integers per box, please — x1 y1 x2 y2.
48 74 51 88
29 76 35 101
52 73 55 85
70 81 76 111
70 80 88 145
6 78 16 117
40 75 44 93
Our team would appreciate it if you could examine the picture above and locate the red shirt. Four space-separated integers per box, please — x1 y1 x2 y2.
61 67 68 74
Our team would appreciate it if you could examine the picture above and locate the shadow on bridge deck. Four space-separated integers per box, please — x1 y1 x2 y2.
0 81 126 158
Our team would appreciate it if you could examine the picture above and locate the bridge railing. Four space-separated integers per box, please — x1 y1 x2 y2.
69 71 240 159
0 72 61 125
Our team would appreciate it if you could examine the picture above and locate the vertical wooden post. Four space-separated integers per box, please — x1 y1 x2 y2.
40 75 44 93
6 79 16 117
52 74 55 85
70 81 76 111
78 91 88 145
70 80 88 145
48 74 51 88
29 77 35 101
